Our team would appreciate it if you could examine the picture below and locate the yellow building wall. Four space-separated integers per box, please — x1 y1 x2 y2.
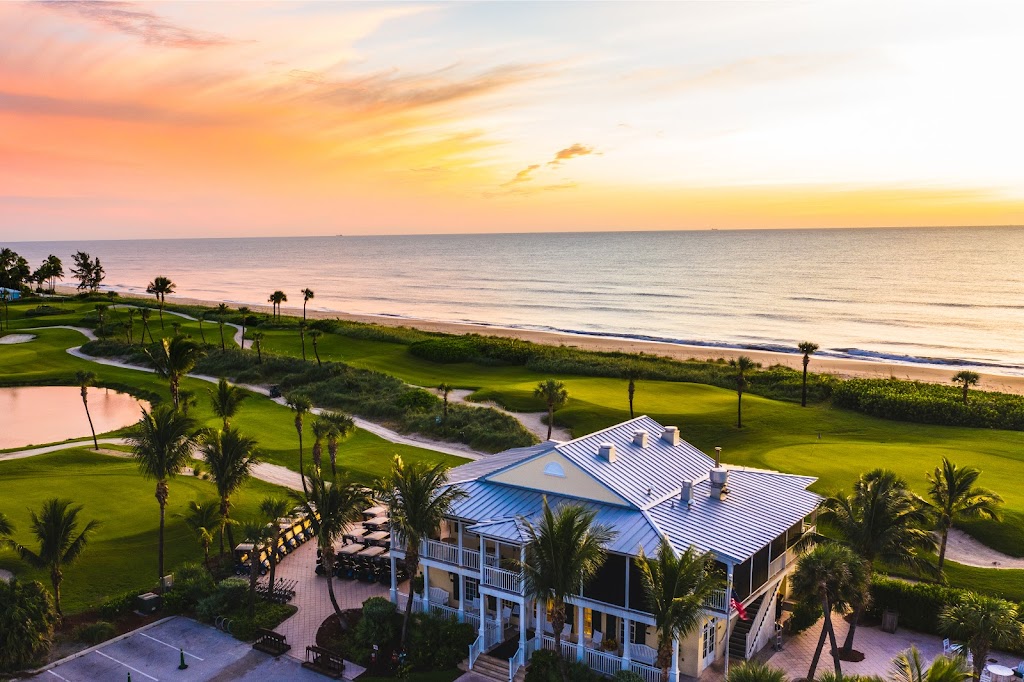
487 452 628 506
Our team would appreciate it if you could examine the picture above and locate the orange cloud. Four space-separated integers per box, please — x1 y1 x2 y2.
40 1 233 48
548 143 593 166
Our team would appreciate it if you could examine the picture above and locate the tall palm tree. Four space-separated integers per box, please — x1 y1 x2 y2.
437 382 453 421
729 356 755 428
624 367 639 418
74 370 99 450
216 303 229 350
798 342 819 407
822 469 936 655
209 378 248 429
922 458 1002 573
951 370 980 405
196 310 208 344
940 594 1024 682
377 456 467 645
182 499 223 572
534 379 569 440
94 304 108 335
7 498 99 619
301 288 314 321
636 538 724 682
239 518 273 617
259 497 291 602
309 329 323 366
288 395 312 496
324 412 354 477
126 405 199 584
171 321 182 337
125 308 136 345
146 276 175 329
269 291 287 322
790 542 866 680
299 322 307 361
200 427 260 555
251 331 265 363
147 335 205 410
140 307 153 344
311 416 331 469
890 646 971 682
517 499 614 677
297 470 371 624
237 306 250 350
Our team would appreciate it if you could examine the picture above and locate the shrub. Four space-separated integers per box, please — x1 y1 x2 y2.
24 304 72 317
162 562 215 614
0 579 58 672
788 598 822 635
407 613 475 670
867 577 966 635
525 649 562 682
98 589 139 621
354 597 398 651
567 660 601 682
726 661 788 682
196 577 249 622
612 670 646 682
229 603 297 641
75 621 117 645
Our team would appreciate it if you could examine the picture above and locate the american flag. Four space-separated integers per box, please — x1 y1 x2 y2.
730 591 749 621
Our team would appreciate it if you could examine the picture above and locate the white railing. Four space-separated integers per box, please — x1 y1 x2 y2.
540 634 577 661
465 610 480 630
629 661 662 682
526 636 540 658
483 565 523 593
703 588 728 613
745 581 782 659
462 547 481 569
768 553 787 577
485 618 503 649
424 539 459 565
428 601 459 620
396 592 424 613
469 635 483 669
584 647 622 676
510 645 525 682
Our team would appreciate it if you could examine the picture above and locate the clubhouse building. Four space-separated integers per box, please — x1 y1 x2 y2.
388 416 820 682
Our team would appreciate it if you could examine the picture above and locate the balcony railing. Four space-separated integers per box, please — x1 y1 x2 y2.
424 539 460 565
703 588 728 613
462 547 481 569
483 565 523 593
537 636 661 682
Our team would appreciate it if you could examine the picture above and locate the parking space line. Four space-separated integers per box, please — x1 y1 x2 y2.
46 670 70 681
95 650 159 681
138 632 205 661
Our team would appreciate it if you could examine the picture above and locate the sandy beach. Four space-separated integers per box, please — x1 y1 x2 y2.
56 287 1024 396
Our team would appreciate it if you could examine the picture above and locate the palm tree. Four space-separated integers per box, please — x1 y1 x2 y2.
251 331 265 363
922 458 1002 573
437 382 453 421
296 470 371 624
216 303 229 350
727 661 788 682
790 542 866 680
822 469 936 655
0 512 12 537
94 304 108 335
729 356 755 428
940 594 1024 682
517 498 614 677
951 370 980 405
636 538 724 682
74 370 99 450
288 395 312 496
196 311 207 344
324 412 354 477
534 379 569 440
798 341 819 407
377 456 467 645
259 497 291 602
126 405 199 584
182 499 223 572
890 646 971 682
624 367 639 418
140 307 154 344
146 276 175 329
147 335 205 410
301 288 314 321
311 417 331 469
309 329 323 366
172 321 183 337
239 518 273 617
209 378 248 429
125 308 136 345
299 322 307 361
269 290 287 322
237 306 251 350
7 498 99 619
200 427 260 555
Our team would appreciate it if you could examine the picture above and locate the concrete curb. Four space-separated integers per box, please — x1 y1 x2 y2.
27 615 181 676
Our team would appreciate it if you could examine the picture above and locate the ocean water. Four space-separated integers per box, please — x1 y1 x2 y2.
9 227 1024 374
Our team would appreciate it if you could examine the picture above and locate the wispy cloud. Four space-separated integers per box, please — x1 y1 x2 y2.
548 143 593 166
39 1 233 48
0 90 224 125
501 143 594 192
502 164 540 187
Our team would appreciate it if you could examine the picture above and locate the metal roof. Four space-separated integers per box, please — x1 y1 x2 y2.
554 416 716 508
447 442 555 485
466 518 530 543
647 469 821 563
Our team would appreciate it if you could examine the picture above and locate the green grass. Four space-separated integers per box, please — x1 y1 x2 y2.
0 449 287 614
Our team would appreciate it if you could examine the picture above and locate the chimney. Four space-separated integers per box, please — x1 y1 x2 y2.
714 447 722 467
661 426 680 446
598 443 617 462
633 430 648 448
680 480 694 507
709 467 729 500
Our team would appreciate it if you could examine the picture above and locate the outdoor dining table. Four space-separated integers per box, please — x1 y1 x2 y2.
363 530 390 546
986 665 1014 682
357 545 387 559
337 543 366 556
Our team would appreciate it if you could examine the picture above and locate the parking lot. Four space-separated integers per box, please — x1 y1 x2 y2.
39 617 328 682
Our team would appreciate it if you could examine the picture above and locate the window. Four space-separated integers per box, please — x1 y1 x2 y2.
543 462 566 477
465 578 479 603
701 618 716 661
623 620 646 646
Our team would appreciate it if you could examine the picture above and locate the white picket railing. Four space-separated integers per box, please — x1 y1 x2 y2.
428 601 460 621
485 618 503 649
510 645 525 682
469 635 483 670
526 636 540 659
629 661 662 682
423 539 459 565
584 647 622 676
703 588 728 613
540 634 576 661
483 565 523 593
462 547 481 569
536 635 661 682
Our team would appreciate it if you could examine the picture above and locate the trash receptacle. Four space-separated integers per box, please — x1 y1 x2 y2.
882 609 899 633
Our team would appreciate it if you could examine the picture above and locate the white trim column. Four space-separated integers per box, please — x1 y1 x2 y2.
519 596 527 651
479 588 487 645
724 563 734 678
669 638 680 682
576 598 585 661
458 573 466 622
622 616 632 670
422 565 430 611
389 554 398 603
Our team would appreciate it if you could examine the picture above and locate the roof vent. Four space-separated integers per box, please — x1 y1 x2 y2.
661 426 680 446
633 430 648 448
680 480 694 507
714 447 722 467
598 442 617 463
709 467 729 501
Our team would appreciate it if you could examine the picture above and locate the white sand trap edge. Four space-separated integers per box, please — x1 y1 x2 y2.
0 333 35 344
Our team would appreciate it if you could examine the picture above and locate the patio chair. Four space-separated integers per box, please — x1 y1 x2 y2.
501 606 512 629
543 620 554 636
1013 661 1024 679
632 644 657 665
587 630 603 649
943 639 954 656
561 623 572 640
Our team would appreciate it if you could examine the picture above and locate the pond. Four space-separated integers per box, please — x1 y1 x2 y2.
0 386 148 450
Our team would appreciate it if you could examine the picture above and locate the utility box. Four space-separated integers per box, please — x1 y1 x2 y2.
882 609 899 633
135 592 161 615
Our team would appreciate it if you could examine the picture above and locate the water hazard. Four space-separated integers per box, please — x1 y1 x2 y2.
0 386 147 450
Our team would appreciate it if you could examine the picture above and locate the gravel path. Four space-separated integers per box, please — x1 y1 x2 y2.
942 528 1024 569
441 388 572 442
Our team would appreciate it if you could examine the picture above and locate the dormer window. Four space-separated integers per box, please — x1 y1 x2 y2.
543 462 566 478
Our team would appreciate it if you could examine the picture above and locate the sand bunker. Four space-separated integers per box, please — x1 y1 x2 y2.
0 569 12 582
0 334 35 344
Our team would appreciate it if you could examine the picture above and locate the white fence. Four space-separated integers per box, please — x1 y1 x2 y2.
629 661 662 682
703 588 728 613
424 539 459 565
483 565 523 593
537 635 662 682
469 635 483 669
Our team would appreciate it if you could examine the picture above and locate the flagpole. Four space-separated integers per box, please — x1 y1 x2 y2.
723 564 734 678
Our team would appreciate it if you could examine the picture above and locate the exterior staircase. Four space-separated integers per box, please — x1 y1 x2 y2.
467 653 525 682
728 593 768 659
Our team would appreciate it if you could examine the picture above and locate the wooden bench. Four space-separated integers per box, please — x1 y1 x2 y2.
252 629 291 656
302 645 345 679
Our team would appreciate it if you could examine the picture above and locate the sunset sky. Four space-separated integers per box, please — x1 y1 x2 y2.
3 0 1024 239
